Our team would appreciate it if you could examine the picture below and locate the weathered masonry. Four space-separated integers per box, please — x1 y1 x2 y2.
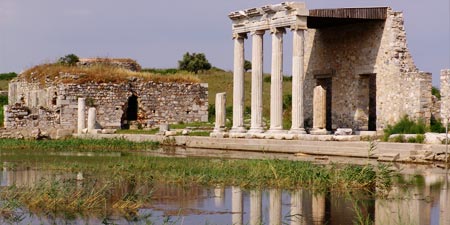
4 59 208 137
228 2 431 135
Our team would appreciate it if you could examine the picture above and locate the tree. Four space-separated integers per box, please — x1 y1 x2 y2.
178 52 212 74
58 54 79 66
244 60 252 72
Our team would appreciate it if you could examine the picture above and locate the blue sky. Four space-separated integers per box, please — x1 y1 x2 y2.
0 0 449 86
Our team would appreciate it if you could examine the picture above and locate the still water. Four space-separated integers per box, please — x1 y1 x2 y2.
0 148 450 225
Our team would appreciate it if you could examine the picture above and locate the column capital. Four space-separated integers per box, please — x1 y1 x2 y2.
270 27 286 34
232 32 248 40
290 24 307 31
250 30 265 36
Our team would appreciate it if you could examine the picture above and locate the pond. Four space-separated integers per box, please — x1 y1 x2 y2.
0 148 449 225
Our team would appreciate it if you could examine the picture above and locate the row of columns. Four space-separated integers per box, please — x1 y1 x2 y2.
231 26 306 134
77 98 97 134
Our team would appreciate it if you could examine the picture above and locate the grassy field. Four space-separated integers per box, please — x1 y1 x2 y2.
197 70 292 124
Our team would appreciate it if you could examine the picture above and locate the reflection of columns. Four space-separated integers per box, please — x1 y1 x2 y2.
231 33 247 133
269 27 286 133
441 176 450 225
312 193 326 225
214 93 227 133
77 98 86 134
232 186 243 225
269 189 282 225
290 28 306 134
214 186 225 208
291 190 305 225
249 30 265 133
250 190 262 225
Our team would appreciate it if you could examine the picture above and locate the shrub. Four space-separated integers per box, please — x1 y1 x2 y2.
141 68 178 75
244 60 252 72
432 87 441 100
57 54 79 66
178 52 211 74
430 116 446 133
0 72 17 80
383 116 428 141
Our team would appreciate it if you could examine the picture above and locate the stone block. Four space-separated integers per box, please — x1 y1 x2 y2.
377 153 400 162
101 129 117 134
56 129 74 139
335 128 353 136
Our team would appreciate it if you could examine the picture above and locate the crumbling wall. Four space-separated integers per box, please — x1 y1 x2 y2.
5 80 208 133
303 8 431 131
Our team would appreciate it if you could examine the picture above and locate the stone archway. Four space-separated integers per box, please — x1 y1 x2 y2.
121 93 139 129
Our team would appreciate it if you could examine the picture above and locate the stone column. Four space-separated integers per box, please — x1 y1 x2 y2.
290 28 306 134
232 186 243 225
290 190 304 225
231 33 247 133
214 93 227 133
268 27 286 133
87 107 96 134
249 30 265 134
250 190 262 225
77 98 86 134
311 86 327 135
440 69 450 122
269 189 282 225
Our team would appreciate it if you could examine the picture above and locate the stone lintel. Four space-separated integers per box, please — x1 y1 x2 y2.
313 69 335 79
355 65 377 75
230 2 308 34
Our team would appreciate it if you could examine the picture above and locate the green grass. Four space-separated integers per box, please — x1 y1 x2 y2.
0 72 16 91
197 70 292 127
383 116 428 141
0 138 159 153
0 95 7 127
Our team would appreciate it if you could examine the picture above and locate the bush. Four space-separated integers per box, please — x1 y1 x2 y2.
178 52 211 74
432 87 441 100
383 116 428 141
244 60 251 72
0 72 17 80
430 116 446 133
57 54 79 66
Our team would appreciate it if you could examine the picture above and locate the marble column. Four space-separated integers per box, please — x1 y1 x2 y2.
87 107 96 134
231 33 247 133
269 189 282 225
311 86 327 135
214 93 227 133
77 98 86 134
232 186 243 225
250 190 262 225
290 28 306 134
268 27 286 133
290 190 305 225
249 30 265 133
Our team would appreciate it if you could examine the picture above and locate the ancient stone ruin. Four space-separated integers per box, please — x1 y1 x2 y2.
221 2 432 138
3 58 208 138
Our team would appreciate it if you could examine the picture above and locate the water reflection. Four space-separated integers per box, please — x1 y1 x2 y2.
1 166 450 225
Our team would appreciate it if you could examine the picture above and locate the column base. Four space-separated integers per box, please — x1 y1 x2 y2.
310 128 328 135
288 128 307 134
248 127 265 134
266 128 287 134
230 126 247 134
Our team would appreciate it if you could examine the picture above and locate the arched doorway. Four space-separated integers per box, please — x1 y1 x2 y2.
121 94 139 129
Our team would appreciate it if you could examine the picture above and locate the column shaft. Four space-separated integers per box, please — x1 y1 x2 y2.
249 30 265 133
269 28 286 133
232 186 243 225
87 107 96 134
231 33 247 133
214 93 227 132
290 29 306 134
77 98 86 134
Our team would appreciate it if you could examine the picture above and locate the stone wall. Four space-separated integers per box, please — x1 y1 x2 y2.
440 69 450 121
303 8 431 131
5 79 208 132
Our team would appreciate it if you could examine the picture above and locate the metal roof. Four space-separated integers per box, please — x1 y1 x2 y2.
308 7 389 28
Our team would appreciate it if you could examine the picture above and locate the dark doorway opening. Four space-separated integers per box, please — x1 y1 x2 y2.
316 78 332 131
127 94 138 121
368 75 377 131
